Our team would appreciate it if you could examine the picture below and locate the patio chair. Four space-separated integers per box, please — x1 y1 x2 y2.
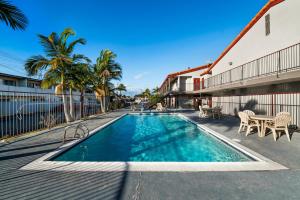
238 112 260 136
212 106 222 119
243 110 255 116
276 112 290 116
199 106 206 118
265 113 292 141
202 105 209 109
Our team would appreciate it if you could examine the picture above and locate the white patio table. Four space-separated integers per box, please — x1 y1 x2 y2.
250 115 274 137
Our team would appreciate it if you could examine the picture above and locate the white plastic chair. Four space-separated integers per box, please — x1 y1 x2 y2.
243 110 255 116
238 112 260 136
265 113 291 141
199 106 206 118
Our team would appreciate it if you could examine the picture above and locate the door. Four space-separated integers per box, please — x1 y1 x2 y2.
193 78 200 91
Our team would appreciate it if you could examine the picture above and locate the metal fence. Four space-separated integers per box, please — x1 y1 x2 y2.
0 90 101 139
206 43 300 88
212 93 300 127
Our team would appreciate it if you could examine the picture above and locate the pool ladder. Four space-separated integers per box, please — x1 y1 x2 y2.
63 122 90 143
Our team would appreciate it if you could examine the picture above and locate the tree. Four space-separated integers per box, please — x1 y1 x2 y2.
0 0 28 30
25 28 87 122
152 86 160 95
142 88 151 99
91 49 122 113
115 83 126 96
65 57 91 118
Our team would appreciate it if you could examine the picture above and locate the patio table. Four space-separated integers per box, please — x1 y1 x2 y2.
202 107 214 116
250 115 274 137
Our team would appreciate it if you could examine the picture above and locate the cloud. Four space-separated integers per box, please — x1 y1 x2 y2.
133 72 149 80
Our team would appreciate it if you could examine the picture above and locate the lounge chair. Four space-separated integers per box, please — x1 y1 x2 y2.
265 113 292 141
238 112 260 136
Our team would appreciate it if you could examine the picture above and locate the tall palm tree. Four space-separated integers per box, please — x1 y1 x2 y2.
92 49 122 113
66 59 91 118
65 55 91 119
25 28 87 122
0 0 28 30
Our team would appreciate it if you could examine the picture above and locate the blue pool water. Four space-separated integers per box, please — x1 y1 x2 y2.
53 114 252 162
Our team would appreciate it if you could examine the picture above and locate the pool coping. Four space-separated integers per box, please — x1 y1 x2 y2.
20 113 288 172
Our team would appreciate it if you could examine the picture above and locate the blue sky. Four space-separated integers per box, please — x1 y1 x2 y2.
0 0 267 94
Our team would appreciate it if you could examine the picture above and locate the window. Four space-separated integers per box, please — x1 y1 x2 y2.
3 80 17 86
265 14 270 36
27 82 35 88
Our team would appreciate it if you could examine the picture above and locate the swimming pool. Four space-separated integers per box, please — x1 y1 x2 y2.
22 113 287 172
52 114 251 162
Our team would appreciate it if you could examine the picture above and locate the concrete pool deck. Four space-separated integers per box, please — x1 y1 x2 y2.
1 109 300 199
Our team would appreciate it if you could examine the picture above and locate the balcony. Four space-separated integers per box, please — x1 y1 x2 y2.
203 43 300 92
163 82 202 94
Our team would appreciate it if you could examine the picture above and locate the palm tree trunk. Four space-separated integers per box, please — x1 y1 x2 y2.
62 85 73 123
99 96 105 113
102 96 106 113
69 88 75 119
80 90 84 118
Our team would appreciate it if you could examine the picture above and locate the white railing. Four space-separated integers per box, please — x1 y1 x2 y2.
0 89 101 139
206 43 300 88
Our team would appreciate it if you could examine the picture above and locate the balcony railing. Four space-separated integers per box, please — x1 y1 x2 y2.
205 43 300 88
166 82 202 93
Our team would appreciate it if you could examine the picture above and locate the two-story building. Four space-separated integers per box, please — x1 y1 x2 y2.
200 0 300 126
159 64 211 109
0 72 41 89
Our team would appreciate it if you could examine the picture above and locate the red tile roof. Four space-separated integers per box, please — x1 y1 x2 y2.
201 0 285 75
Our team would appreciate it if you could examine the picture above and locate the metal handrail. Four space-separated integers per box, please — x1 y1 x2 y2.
63 122 90 143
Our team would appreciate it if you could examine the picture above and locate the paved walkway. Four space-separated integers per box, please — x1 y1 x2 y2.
1 110 300 200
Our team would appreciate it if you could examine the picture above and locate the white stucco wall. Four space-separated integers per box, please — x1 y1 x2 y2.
212 0 300 76
178 69 206 77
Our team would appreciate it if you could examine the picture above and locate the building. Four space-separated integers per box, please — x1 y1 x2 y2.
199 0 300 126
0 72 42 89
159 64 211 109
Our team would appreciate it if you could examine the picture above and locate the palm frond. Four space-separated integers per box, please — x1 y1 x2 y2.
66 38 86 54
41 70 60 89
59 28 75 46
38 34 58 57
0 0 28 30
25 55 50 76
72 54 91 63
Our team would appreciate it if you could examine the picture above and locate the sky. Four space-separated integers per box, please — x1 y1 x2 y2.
0 0 268 95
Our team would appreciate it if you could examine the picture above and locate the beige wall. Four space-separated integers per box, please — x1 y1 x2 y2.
212 0 300 76
212 92 300 126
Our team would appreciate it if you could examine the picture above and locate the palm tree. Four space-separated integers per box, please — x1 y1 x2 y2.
65 56 91 119
92 49 122 113
116 83 126 96
25 28 87 122
152 86 160 95
0 0 28 30
142 88 151 99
